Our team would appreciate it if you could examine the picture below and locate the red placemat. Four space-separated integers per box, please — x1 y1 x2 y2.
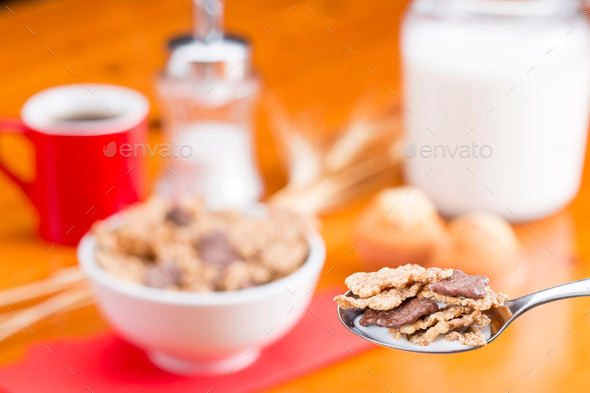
0 289 373 393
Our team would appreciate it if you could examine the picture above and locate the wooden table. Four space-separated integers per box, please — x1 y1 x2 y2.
1 0 590 392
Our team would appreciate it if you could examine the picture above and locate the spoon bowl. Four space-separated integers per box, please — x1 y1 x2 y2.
338 277 590 354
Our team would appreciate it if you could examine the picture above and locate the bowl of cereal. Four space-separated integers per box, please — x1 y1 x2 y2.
77 198 325 375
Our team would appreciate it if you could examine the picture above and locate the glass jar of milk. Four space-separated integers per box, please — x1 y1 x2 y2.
401 0 590 222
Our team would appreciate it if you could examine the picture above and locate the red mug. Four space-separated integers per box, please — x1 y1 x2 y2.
0 84 149 245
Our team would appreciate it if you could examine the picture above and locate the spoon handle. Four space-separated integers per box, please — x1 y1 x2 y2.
513 277 590 314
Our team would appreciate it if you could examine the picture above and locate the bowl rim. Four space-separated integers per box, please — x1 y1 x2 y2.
77 216 326 306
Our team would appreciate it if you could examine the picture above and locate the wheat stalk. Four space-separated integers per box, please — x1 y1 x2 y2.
268 97 402 214
0 266 85 308
0 286 92 342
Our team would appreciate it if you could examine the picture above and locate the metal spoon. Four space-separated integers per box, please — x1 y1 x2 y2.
338 278 590 354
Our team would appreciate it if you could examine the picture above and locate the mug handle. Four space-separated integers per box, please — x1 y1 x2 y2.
0 118 33 199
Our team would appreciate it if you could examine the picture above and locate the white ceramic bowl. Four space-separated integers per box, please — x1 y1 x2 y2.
77 221 325 375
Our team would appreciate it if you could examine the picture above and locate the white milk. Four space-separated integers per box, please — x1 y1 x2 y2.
402 0 590 221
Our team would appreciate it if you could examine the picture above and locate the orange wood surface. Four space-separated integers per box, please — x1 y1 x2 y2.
1 1 590 392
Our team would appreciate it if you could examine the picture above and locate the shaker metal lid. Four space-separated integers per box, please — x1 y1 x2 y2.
164 35 251 81
164 0 251 81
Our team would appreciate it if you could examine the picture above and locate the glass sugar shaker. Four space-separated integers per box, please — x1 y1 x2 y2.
156 0 263 209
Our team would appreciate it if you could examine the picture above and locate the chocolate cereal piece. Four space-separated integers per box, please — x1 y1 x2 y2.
196 232 239 268
144 262 183 288
165 206 193 226
393 305 471 335
429 270 489 299
345 265 453 298
359 298 438 328
334 283 422 311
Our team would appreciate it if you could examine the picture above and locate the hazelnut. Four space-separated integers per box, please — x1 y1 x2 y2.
356 186 447 270
431 211 520 280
